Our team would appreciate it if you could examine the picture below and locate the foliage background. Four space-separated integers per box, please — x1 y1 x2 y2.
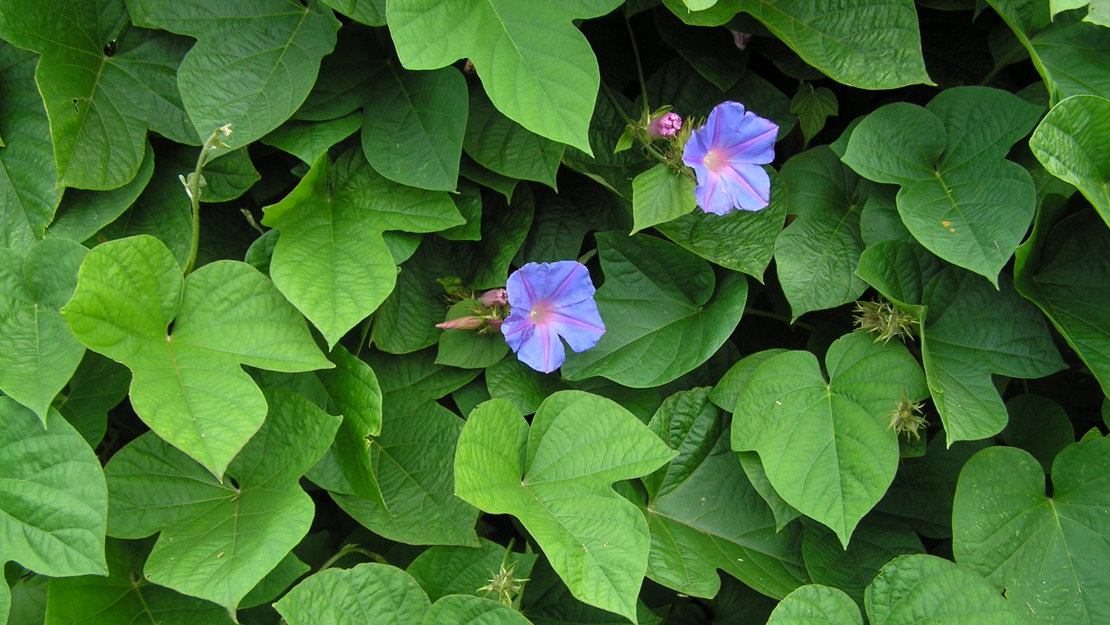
1 0 1108 624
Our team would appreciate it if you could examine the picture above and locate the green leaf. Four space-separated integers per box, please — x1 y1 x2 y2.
440 180 484 241
44 538 235 625
262 147 462 347
661 0 743 26
801 519 924 605
367 347 480 412
0 44 62 249
643 389 807 599
864 554 1025 624
261 113 362 165
320 0 386 25
560 89 643 200
855 240 944 306
423 595 534 625
842 88 1041 285
0 399 107 580
62 235 333 477
332 401 480 546
631 164 697 234
463 88 565 188
1029 95 1110 226
920 268 1065 445
455 392 675 621
732 332 928 546
0 0 192 190
275 563 430 625
954 440 1110 625
655 10 748 91
523 558 663 625
388 0 623 152
361 63 468 191
45 142 155 243
1015 210 1110 397
737 0 931 89
407 539 537 602
105 390 340 609
790 84 838 147
1001 394 1075 472
370 238 458 354
54 352 130 448
317 345 385 506
127 0 340 149
657 169 787 280
767 585 862 625
561 233 749 387
0 238 87 420
435 301 509 369
486 356 571 416
775 147 869 318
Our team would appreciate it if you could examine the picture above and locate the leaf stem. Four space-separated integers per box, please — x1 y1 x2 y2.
182 124 233 275
743 307 817 332
623 10 650 117
317 543 386 572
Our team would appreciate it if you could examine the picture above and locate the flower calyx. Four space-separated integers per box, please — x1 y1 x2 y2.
853 299 918 344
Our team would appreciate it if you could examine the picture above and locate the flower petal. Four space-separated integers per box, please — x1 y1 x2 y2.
718 162 770 212
724 112 778 165
547 299 605 352
504 317 566 373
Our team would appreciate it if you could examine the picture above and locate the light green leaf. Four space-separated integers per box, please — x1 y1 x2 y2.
643 389 807 599
732 332 928 546
0 398 107 578
790 84 839 147
320 0 386 25
855 240 944 306
661 0 743 26
332 401 480 546
463 88 565 188
317 344 385 506
46 142 155 243
362 63 468 191
767 585 862 625
842 88 1041 285
954 440 1110 625
455 392 675 621
0 0 192 190
631 164 697 234
105 390 340 609
775 147 869 318
1029 95 1110 226
0 44 62 249
523 558 664 625
262 147 462 347
423 595 533 625
62 235 333 477
920 268 1065 445
275 563 430 625
737 0 931 89
0 239 87 420
657 169 787 280
44 538 235 625
261 113 362 165
388 0 624 152
127 0 340 149
1015 210 1110 397
801 519 924 605
864 554 1024 624
561 233 748 387
407 539 537 602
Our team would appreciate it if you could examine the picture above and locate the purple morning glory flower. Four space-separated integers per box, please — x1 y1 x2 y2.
682 101 778 214
501 261 605 373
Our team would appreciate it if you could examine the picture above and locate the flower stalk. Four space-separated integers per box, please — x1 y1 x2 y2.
181 123 233 275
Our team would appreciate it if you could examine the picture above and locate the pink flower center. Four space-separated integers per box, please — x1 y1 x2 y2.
703 148 729 173
529 302 550 325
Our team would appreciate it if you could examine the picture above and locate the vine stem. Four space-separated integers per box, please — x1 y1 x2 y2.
182 123 233 275
743 307 817 332
623 9 650 117
316 543 386 572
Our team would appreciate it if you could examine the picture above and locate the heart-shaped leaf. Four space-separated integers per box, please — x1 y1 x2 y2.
732 332 928 546
1029 95 1110 225
62 235 333 477
865 554 1026 624
767 585 862 625
631 164 697 234
455 391 675 621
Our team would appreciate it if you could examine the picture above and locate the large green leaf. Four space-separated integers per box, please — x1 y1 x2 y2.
775 147 869 318
62 235 333 477
731 332 928 546
262 147 462 347
842 87 1041 285
737 0 931 89
954 440 1110 625
0 0 192 190
455 392 675 621
1015 210 1110 397
0 239 86 421
317 344 385 506
44 539 235 625
0 399 107 582
920 268 1064 445
631 164 697 234
560 233 748 387
320 0 386 25
261 113 362 165
463 88 565 188
643 389 807 599
767 585 862 625
105 390 340 610
864 554 1026 624
361 62 468 191
127 0 340 149
1029 95 1110 227
45 141 155 243
801 519 924 605
0 44 62 249
388 0 623 152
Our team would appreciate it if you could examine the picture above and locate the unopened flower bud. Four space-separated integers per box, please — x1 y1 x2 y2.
487 318 503 330
730 30 751 50
648 112 683 139
436 316 484 331
479 288 509 307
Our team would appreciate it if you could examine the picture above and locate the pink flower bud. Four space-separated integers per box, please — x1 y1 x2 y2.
436 316 484 330
648 112 682 138
479 288 508 307
730 30 751 50
487 318 503 330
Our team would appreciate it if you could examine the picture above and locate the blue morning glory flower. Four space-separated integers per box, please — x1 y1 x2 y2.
501 261 605 373
682 101 778 214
